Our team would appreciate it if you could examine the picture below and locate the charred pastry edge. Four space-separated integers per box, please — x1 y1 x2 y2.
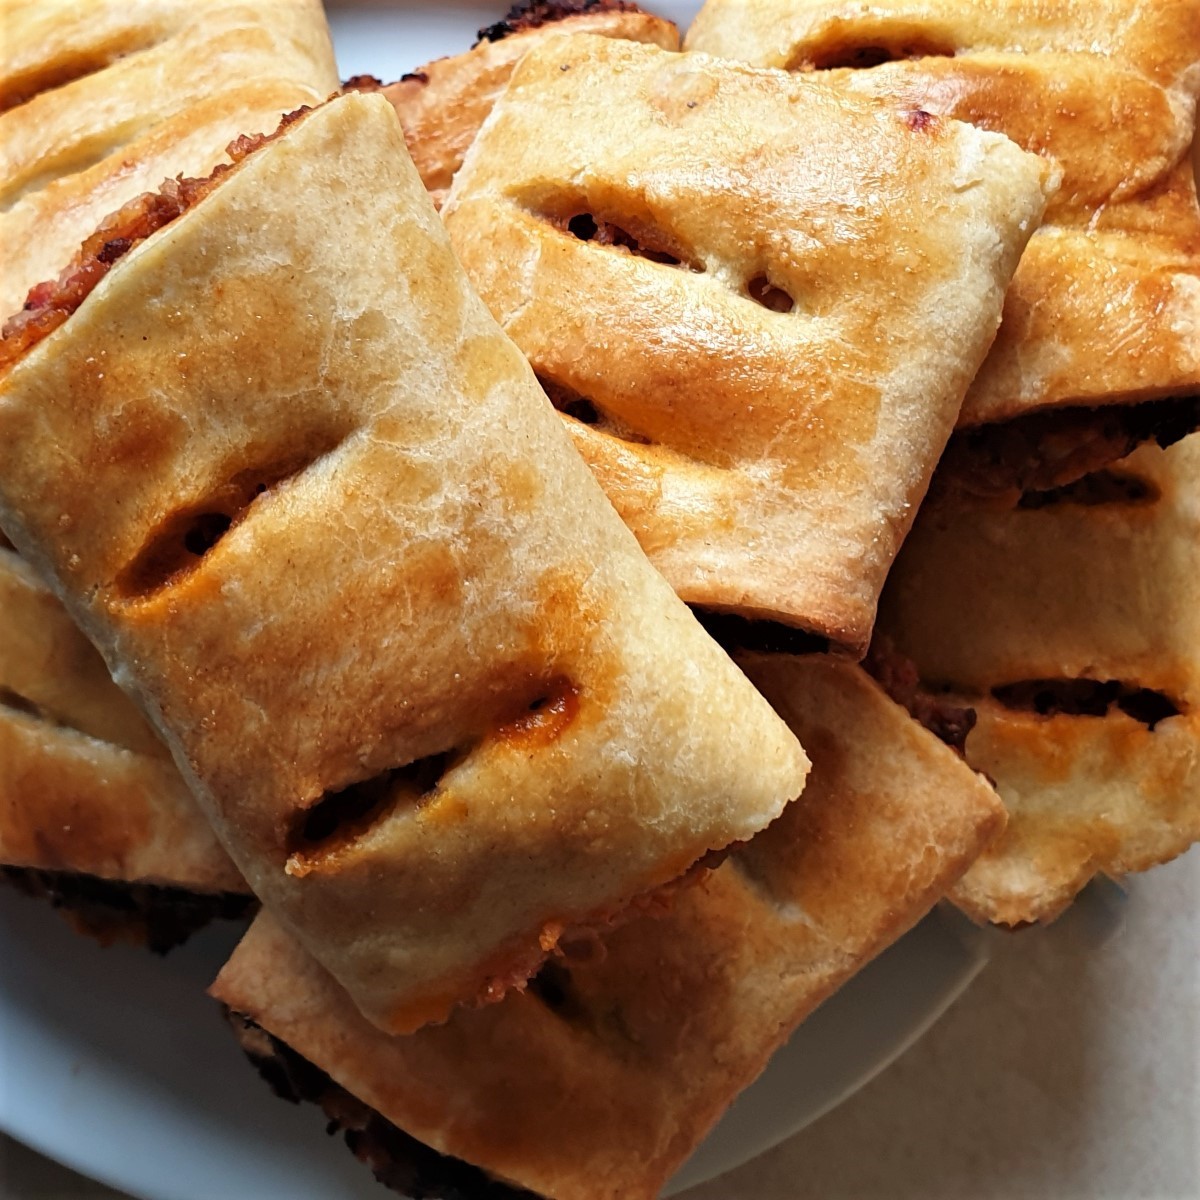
0 104 317 373
862 639 977 755
1 866 256 954
474 0 648 47
934 395 1200 504
225 1009 541 1200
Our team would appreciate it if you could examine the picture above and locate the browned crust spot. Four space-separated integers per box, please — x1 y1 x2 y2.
2 866 255 954
0 105 314 373
474 0 647 46
225 1010 538 1200
863 639 977 755
936 396 1200 502
343 71 427 92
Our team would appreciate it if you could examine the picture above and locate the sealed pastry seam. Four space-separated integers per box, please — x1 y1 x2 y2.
0 90 808 1034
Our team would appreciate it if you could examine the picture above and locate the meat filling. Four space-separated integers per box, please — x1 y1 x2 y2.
991 679 1182 730
0 106 313 373
1 866 255 954
936 396 1200 502
474 0 646 46
226 1011 537 1200
863 639 978 755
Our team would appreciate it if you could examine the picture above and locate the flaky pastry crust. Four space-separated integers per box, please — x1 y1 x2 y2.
212 654 1003 1200
878 436 1200 923
687 0 1200 442
350 4 679 208
0 93 807 1034
0 544 244 894
443 35 1051 651
0 0 338 320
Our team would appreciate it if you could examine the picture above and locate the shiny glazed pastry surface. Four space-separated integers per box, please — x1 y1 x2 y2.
443 35 1051 651
0 93 808 1035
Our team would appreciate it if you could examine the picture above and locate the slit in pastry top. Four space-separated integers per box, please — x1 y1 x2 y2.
686 0 1200 478
0 91 809 1036
442 35 1053 654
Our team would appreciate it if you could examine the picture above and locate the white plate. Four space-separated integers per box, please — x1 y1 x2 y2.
0 887 989 1199
0 6 993 1198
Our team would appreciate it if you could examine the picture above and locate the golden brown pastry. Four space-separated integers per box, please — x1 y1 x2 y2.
877 436 1200 924
687 0 1200 487
348 1 679 208
0 543 244 894
442 35 1052 652
0 0 338 320
212 653 1004 1200
0 93 807 1034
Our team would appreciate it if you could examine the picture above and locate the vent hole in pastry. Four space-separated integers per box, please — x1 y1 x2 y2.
289 751 457 862
794 35 955 72
116 443 343 600
0 686 43 720
746 275 795 314
991 679 1182 730
1017 469 1160 510
544 207 703 273
537 374 651 445
562 211 685 266
0 40 152 115
492 679 581 749
527 959 587 1022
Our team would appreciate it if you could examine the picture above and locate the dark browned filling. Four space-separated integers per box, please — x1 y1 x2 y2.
746 274 795 313
290 751 457 856
342 69 428 93
936 396 1200 502
537 374 651 444
555 210 700 271
226 1012 538 1200
0 105 313 373
694 609 831 658
475 0 646 46
992 679 1182 730
862 640 977 754
1 866 255 954
793 36 956 71
1018 468 1160 510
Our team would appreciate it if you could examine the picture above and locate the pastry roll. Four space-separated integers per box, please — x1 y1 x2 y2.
0 93 807 1033
212 653 1004 1200
347 0 680 208
877 435 1200 924
442 35 1051 651
0 0 338 321
687 0 1200 492
1 542 249 950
